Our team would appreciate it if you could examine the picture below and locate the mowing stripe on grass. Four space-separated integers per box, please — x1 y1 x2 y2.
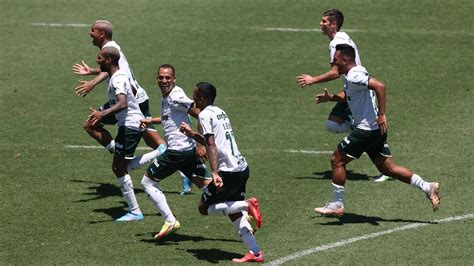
262 27 360 33
65 145 333 154
265 213 474 266
32 23 89 27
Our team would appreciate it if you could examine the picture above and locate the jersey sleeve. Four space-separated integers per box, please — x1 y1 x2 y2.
169 90 194 113
199 110 215 136
111 75 129 95
347 68 369 90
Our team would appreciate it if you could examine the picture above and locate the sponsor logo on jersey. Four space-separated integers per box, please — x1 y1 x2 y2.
216 112 228 120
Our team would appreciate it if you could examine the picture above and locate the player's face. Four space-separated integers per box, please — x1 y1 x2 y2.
192 88 205 110
89 24 103 47
96 51 109 72
320 16 336 36
157 67 176 95
333 50 347 74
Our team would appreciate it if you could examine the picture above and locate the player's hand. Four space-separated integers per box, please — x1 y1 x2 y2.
179 122 193 136
73 60 92 75
315 88 332 104
75 80 95 97
87 107 103 126
140 118 152 129
296 74 315 87
377 114 387 134
212 172 224 191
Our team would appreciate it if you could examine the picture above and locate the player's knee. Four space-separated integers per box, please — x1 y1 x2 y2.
326 120 351 134
331 154 344 168
198 202 208 215
140 175 154 191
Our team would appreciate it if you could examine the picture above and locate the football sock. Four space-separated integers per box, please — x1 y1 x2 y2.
207 201 247 216
117 174 141 215
410 174 431 193
105 140 115 153
331 182 345 205
141 175 175 223
233 215 260 255
127 150 160 172
326 120 352 134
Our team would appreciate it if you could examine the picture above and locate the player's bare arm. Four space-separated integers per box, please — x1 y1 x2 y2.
140 116 162 129
296 64 340 87
72 60 101 75
315 88 346 104
368 77 387 134
204 135 223 189
75 72 109 97
179 122 206 145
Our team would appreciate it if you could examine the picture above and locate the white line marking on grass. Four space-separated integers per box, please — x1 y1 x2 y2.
263 27 360 33
32 23 89 27
265 213 474 266
285 149 333 154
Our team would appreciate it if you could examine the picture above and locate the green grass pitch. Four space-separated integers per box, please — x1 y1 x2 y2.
1 0 473 264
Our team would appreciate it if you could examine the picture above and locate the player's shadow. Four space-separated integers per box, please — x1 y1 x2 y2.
186 248 242 263
314 212 437 226
295 170 372 181
139 232 240 246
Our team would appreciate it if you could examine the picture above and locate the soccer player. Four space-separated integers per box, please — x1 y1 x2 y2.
87 46 145 221
73 20 193 191
296 9 390 182
139 64 212 239
313 44 440 217
179 82 264 263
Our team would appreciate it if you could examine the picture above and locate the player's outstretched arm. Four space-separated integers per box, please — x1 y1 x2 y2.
315 88 346 104
296 64 340 87
72 60 101 75
75 72 109 97
179 122 205 145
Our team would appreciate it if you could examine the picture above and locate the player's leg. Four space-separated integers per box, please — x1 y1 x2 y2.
140 150 183 239
230 212 264 263
83 119 115 153
326 102 352 133
371 156 440 211
112 126 144 221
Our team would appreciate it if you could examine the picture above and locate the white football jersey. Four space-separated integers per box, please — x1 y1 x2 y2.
161 86 195 151
107 69 144 130
103 41 149 104
199 105 247 172
329 31 362 67
344 65 379 131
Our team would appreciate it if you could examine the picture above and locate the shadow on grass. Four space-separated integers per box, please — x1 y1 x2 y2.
71 179 182 202
314 212 437 226
139 232 240 245
186 248 242 263
295 170 373 181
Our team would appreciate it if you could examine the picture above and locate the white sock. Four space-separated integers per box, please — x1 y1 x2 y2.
410 174 431 193
326 120 352 134
127 150 160 171
233 215 260 255
141 175 175 223
117 174 141 214
106 140 115 153
207 201 248 216
331 182 345 205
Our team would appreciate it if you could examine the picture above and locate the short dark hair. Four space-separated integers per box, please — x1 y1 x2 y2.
94 20 113 38
101 46 120 65
335 44 355 61
196 82 216 103
158 64 176 76
323 9 344 30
